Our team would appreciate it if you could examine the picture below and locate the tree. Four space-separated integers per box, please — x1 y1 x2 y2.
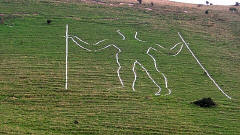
137 0 142 4
206 1 209 5
235 2 239 6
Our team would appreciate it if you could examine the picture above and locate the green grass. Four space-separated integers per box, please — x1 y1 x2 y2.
0 0 240 134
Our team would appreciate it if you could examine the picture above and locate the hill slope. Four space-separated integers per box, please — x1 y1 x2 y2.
0 0 239 134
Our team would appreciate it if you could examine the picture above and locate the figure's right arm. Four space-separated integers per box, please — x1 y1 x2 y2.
69 35 117 52
68 35 92 52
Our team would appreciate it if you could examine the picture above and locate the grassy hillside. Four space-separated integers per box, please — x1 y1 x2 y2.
0 0 239 134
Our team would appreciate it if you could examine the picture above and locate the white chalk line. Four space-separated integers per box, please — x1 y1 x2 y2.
94 39 108 45
95 44 124 87
161 73 171 95
132 60 162 95
154 43 184 57
70 34 124 87
142 41 185 95
93 31 168 94
67 28 180 96
173 44 184 57
74 36 89 45
69 37 92 52
156 42 184 52
170 42 182 50
74 36 107 46
178 32 231 99
65 24 68 90
135 32 146 42
117 30 126 40
131 32 177 95
132 61 137 91
147 47 159 72
67 27 229 99
146 47 172 95
156 44 166 49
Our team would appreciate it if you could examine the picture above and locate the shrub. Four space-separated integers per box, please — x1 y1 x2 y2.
206 1 209 5
137 0 142 4
192 98 216 108
205 10 209 14
229 7 238 12
210 3 213 6
47 19 52 24
235 2 239 6
151 2 154 6
74 120 79 124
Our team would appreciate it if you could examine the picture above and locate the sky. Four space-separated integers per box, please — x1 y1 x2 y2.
170 0 240 5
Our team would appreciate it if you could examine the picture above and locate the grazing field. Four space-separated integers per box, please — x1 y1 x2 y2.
0 0 240 134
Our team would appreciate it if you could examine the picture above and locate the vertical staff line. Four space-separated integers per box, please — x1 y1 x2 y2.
65 24 68 90
178 32 231 99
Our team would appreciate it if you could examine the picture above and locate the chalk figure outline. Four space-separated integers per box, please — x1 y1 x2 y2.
65 24 231 99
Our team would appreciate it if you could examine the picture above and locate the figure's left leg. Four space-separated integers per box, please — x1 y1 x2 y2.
132 60 162 95
134 56 171 96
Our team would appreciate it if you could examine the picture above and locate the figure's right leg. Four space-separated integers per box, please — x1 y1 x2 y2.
137 55 172 96
132 60 163 95
118 57 135 88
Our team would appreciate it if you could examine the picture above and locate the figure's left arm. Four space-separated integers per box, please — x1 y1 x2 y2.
152 42 184 56
169 42 184 56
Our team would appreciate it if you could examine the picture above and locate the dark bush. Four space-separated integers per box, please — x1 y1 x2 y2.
74 120 79 124
137 0 142 4
235 2 239 6
193 97 216 108
210 3 213 5
206 1 209 5
205 10 209 14
151 2 154 6
229 7 238 12
47 19 52 24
